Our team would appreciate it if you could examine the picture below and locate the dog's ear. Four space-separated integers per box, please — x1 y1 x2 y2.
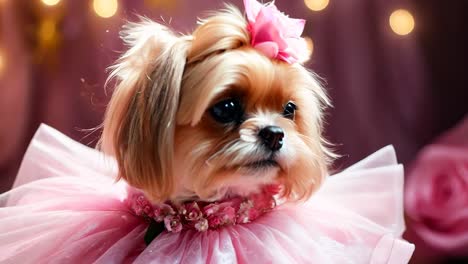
100 18 190 201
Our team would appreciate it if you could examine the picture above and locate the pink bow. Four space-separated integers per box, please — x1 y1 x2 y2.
244 0 309 64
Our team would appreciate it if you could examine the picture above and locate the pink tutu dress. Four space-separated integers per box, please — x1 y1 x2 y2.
0 125 415 263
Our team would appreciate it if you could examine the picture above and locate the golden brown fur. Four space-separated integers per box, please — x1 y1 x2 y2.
101 6 333 202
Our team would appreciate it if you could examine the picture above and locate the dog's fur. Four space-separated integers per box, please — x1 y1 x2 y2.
100 6 333 203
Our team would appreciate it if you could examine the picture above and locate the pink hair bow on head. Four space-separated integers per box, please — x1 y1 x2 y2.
244 0 309 64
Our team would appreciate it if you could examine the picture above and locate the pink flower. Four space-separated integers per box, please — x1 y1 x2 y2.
204 202 236 228
136 195 146 204
133 207 143 216
154 204 175 222
237 200 254 223
185 202 203 221
221 206 236 224
239 200 254 212
130 194 153 216
194 218 209 232
153 207 163 221
143 205 154 217
244 0 309 64
177 204 187 215
208 215 223 228
164 215 183 233
405 144 468 254
203 203 220 216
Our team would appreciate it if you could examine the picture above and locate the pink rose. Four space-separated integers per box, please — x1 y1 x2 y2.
194 218 209 232
129 194 153 217
164 215 183 233
205 202 236 228
207 215 223 228
405 144 468 254
203 203 219 216
185 202 203 221
244 0 308 64
136 195 145 204
221 206 236 224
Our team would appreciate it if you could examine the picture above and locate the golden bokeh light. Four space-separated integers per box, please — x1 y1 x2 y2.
0 51 5 76
304 0 329 12
41 0 61 6
389 9 415 36
38 19 57 44
93 0 118 18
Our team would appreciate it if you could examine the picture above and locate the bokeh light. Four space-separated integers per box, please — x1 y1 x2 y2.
389 9 415 36
41 0 61 6
304 0 329 12
93 0 118 18
38 19 57 44
0 51 5 76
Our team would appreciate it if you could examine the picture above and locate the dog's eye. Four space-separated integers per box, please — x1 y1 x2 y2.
210 98 243 124
283 101 297 120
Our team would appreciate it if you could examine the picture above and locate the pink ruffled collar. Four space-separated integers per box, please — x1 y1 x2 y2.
125 185 280 238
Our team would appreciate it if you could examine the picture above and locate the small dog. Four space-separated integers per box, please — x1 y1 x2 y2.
100 2 332 204
0 2 415 262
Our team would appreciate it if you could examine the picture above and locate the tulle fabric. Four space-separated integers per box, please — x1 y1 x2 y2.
0 125 414 263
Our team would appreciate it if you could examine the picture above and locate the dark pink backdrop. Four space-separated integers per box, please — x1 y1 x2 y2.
0 1 467 263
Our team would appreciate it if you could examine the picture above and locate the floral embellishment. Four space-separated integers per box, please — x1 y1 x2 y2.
244 0 309 64
153 203 174 221
194 218 209 232
185 202 203 221
164 215 183 233
206 202 237 228
126 184 280 238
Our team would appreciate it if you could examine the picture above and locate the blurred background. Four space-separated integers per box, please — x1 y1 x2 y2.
0 0 467 263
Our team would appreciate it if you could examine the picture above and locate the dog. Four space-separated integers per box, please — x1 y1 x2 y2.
99 1 333 205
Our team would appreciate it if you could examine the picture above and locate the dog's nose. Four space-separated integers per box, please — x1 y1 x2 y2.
258 126 284 151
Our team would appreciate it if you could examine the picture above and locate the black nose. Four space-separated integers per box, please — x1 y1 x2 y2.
258 126 284 151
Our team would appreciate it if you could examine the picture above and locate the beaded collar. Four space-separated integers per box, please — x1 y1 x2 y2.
125 185 281 244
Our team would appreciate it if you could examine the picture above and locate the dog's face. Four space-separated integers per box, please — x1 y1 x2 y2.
100 7 331 202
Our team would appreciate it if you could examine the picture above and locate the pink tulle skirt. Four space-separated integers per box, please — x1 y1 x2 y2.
0 125 414 263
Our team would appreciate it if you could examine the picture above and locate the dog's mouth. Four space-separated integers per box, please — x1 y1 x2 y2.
244 159 279 169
